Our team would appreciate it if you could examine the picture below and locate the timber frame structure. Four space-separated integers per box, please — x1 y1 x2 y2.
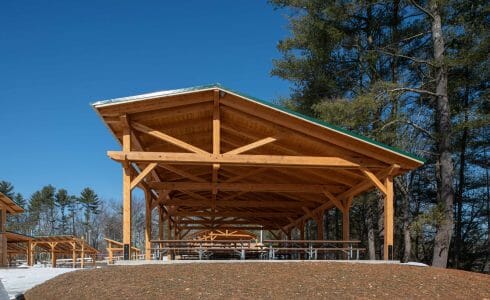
92 84 424 261
0 192 24 266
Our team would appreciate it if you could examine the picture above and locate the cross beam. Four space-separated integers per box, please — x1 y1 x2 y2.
147 181 343 193
108 151 379 169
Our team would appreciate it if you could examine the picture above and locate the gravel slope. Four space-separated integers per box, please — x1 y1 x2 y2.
25 262 490 299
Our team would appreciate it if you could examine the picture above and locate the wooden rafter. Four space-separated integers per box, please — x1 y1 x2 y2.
224 136 278 155
131 121 209 155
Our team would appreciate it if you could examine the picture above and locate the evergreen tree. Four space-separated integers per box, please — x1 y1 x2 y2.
79 187 100 243
0 181 15 199
55 189 71 234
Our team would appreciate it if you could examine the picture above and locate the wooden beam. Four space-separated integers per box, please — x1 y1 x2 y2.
148 181 343 193
131 121 209 155
224 137 277 155
322 188 345 211
121 115 132 260
108 151 368 169
144 188 152 260
212 89 221 206
162 199 309 208
177 219 272 225
361 168 387 195
130 163 157 190
337 167 395 200
384 176 394 260
171 211 297 218
176 226 274 231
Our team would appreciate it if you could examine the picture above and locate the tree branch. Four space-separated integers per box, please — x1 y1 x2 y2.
389 87 441 97
406 120 436 141
371 49 434 66
409 0 435 19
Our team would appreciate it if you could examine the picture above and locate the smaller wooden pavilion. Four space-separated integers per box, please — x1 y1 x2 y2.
0 192 24 266
30 236 98 268
6 231 33 265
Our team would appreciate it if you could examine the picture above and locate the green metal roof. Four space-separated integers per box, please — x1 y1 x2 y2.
93 83 425 164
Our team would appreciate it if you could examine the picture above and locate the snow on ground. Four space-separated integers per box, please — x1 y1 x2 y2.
0 265 79 299
402 262 429 267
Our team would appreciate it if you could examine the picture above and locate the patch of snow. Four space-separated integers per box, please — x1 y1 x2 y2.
402 262 429 267
0 266 78 299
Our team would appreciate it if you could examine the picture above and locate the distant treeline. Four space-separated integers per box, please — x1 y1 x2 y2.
1 181 150 252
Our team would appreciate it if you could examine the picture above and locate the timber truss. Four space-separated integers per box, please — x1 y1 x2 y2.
93 85 423 260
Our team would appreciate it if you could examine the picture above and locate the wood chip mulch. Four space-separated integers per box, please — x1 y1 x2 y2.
25 262 490 299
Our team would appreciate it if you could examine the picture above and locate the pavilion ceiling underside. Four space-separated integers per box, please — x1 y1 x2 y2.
98 90 419 228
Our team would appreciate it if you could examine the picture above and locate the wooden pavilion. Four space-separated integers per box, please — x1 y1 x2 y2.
0 192 24 266
92 84 424 261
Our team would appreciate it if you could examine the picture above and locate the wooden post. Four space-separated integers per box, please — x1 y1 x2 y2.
29 242 35 266
0 208 6 267
144 188 152 260
107 241 113 265
26 240 32 267
122 115 132 260
211 89 221 211
50 242 57 268
167 217 172 240
158 206 164 240
384 176 394 260
71 242 76 268
81 241 85 268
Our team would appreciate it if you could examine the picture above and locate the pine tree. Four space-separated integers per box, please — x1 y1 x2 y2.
0 181 15 199
55 189 71 234
79 187 100 242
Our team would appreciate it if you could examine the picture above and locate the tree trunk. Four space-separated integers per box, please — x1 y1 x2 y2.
454 83 469 268
366 199 376 260
430 0 455 268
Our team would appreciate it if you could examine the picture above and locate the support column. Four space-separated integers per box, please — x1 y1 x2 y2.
0 208 6 267
50 242 57 268
158 206 164 240
27 240 32 267
384 176 394 260
167 216 172 240
71 242 76 268
144 188 152 260
29 242 35 266
81 241 85 268
122 115 132 260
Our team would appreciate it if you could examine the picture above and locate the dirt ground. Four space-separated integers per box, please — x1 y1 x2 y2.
25 262 490 299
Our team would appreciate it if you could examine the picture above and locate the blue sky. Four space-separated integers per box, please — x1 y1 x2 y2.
0 1 291 201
